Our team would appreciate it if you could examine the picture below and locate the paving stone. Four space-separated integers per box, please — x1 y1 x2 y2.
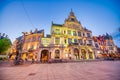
0 61 120 80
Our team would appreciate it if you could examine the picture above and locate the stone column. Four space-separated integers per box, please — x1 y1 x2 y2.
37 49 41 61
79 49 81 59
86 50 89 59
71 48 75 60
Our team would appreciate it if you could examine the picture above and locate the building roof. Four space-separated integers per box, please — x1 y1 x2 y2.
46 34 51 38
83 27 92 32
104 33 113 40
37 29 44 33
16 36 23 41
52 23 63 27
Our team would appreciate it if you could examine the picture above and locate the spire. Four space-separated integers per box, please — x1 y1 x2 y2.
63 9 83 29
70 8 75 17
66 9 78 22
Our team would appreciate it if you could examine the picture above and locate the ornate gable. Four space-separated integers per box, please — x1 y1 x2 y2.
63 10 83 30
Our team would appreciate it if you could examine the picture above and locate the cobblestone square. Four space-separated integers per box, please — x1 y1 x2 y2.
0 61 120 80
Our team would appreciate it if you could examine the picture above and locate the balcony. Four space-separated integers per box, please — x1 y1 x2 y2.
87 44 93 46
68 43 79 46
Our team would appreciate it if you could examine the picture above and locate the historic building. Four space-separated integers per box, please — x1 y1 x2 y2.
11 11 117 62
93 33 118 58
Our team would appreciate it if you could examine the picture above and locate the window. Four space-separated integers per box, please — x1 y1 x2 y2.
83 33 85 37
64 30 66 34
37 44 39 48
71 18 75 21
64 39 67 44
87 33 91 37
55 50 60 59
68 30 71 35
107 41 112 46
74 39 77 43
73 31 76 36
38 36 41 41
78 39 83 45
55 37 60 44
95 43 99 48
68 38 72 44
109 47 113 50
28 38 31 42
78 32 81 36
88 40 92 44
30 45 34 49
32 37 36 41
55 29 60 34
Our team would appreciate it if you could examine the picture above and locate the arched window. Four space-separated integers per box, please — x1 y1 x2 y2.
74 48 79 59
55 50 60 59
81 49 86 59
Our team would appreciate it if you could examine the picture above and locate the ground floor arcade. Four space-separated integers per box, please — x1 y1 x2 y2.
20 46 95 62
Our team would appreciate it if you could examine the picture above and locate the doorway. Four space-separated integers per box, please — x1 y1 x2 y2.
40 50 49 63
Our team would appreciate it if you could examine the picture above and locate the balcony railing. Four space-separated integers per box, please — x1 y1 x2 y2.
87 44 93 46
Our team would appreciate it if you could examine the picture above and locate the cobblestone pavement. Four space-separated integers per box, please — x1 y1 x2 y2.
0 61 120 80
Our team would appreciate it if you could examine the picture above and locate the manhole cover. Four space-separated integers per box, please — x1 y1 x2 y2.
28 73 36 76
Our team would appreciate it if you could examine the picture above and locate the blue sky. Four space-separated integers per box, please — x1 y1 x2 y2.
0 0 120 47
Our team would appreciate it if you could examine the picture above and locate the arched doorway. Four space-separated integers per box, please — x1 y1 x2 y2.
40 50 49 63
28 52 34 61
55 50 60 59
81 49 86 59
74 48 79 59
88 50 93 59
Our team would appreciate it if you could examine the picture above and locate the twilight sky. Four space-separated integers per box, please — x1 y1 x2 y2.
0 0 120 47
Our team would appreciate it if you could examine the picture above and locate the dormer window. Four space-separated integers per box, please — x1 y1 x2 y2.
71 18 75 21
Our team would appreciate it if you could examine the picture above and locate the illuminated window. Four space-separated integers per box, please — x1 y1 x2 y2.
55 37 60 44
68 30 71 35
55 50 60 59
30 45 34 49
73 31 76 36
68 38 72 44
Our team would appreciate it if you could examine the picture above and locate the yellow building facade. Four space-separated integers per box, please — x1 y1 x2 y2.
12 11 105 62
48 11 95 61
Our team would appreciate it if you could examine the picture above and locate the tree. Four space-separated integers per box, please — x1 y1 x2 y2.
0 38 12 55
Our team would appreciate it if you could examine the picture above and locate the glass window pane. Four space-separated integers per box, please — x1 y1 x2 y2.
74 39 77 43
55 37 60 44
68 38 72 44
68 30 71 35
87 33 91 37
73 31 76 36
78 32 81 36
55 29 60 34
